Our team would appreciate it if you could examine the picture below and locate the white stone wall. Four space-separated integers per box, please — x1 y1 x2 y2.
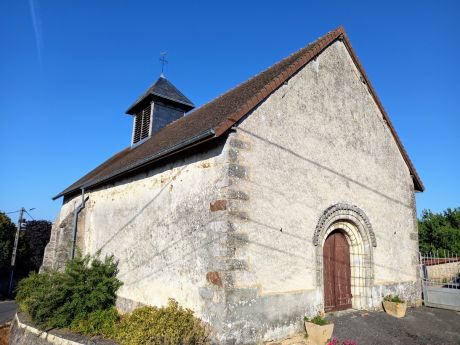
53 142 228 318
232 40 419 302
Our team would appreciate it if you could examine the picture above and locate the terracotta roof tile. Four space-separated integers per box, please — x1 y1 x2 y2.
54 26 423 200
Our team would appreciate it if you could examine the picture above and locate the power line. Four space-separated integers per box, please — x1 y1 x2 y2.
5 208 35 217
24 209 35 220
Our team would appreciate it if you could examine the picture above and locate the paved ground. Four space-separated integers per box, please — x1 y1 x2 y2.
3 302 460 344
0 300 17 324
330 307 460 345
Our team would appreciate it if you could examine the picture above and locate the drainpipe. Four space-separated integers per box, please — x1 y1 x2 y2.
70 187 88 260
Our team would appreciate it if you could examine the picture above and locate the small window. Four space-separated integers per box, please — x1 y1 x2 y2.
132 103 152 144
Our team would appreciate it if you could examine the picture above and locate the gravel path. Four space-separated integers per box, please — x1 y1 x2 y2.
330 307 460 345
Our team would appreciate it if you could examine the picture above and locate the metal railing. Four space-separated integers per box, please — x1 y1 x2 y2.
420 251 460 311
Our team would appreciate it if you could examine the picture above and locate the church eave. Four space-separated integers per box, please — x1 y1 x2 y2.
52 128 216 200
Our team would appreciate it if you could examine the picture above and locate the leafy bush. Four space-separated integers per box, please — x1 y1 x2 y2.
16 255 211 344
304 314 329 325
383 294 404 303
116 299 210 345
16 254 122 329
71 307 119 338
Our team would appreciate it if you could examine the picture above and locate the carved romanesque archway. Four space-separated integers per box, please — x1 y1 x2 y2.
313 203 376 310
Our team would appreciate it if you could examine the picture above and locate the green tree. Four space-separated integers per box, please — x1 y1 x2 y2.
20 220 52 271
0 212 16 269
1 213 52 297
418 207 460 256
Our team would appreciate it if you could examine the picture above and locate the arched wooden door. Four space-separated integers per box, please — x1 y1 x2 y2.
323 230 352 312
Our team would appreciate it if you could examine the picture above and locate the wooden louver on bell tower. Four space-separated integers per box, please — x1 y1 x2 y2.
132 104 152 144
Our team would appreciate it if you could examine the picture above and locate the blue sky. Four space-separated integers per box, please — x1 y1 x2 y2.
0 0 458 221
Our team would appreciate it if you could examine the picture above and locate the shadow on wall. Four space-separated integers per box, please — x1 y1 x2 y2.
91 139 226 254
237 127 412 209
84 128 417 288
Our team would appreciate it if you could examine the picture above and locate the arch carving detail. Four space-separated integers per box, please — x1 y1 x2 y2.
313 203 377 247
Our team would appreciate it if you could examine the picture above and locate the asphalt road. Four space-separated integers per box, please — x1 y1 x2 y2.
0 300 17 324
330 307 460 345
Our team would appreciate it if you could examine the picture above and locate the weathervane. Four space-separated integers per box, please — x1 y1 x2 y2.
159 51 168 77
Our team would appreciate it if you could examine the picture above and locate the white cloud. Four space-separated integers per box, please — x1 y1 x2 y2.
28 0 43 64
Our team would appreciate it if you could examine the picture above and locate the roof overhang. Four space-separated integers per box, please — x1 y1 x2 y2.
52 129 216 200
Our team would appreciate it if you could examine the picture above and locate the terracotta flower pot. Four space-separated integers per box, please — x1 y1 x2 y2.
304 321 334 345
383 300 407 318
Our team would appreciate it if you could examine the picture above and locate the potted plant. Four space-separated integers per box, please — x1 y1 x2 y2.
382 294 407 318
304 315 334 345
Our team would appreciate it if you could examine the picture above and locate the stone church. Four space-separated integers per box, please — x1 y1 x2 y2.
42 27 424 344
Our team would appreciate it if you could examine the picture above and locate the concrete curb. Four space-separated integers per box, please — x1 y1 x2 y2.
15 314 83 345
11 313 117 345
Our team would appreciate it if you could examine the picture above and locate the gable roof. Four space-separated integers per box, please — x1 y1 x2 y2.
126 76 195 115
53 26 424 200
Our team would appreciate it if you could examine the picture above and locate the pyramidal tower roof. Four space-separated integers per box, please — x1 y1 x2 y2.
126 76 195 115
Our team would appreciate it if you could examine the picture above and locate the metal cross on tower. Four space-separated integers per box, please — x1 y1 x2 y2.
159 51 168 76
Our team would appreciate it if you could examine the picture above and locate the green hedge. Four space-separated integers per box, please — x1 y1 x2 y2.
16 254 210 344
71 307 120 338
16 254 122 329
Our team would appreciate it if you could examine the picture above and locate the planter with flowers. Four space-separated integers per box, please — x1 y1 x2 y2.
382 294 407 318
304 315 334 345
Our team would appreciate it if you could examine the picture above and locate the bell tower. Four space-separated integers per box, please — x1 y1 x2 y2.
126 76 195 145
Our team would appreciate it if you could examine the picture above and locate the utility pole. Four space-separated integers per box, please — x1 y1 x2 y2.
8 207 24 296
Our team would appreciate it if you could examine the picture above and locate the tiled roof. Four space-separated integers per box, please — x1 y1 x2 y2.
53 26 424 200
126 76 195 114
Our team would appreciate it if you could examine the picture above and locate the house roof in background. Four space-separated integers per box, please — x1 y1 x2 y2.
53 26 424 200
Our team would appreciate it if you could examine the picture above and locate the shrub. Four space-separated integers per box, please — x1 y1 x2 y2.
71 307 120 338
116 299 210 345
16 269 69 327
16 254 122 329
383 294 404 303
16 255 211 344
